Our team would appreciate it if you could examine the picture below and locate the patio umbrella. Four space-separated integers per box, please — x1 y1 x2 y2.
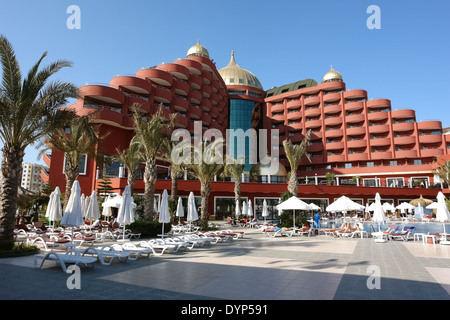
159 190 170 237
426 202 438 210
262 199 269 224
45 187 62 228
410 195 433 207
435 191 450 237
187 192 198 231
235 199 241 220
85 190 100 223
382 202 396 212
308 203 321 211
326 196 365 212
84 195 91 218
242 200 248 219
276 196 311 229
396 202 414 214
247 199 253 221
101 195 113 219
81 194 86 217
176 197 184 224
61 180 84 243
372 192 386 243
116 186 135 240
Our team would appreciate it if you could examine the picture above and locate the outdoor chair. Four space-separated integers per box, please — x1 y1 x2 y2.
389 226 416 241
34 252 97 272
75 246 130 265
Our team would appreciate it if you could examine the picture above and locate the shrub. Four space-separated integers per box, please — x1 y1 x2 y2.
129 220 171 238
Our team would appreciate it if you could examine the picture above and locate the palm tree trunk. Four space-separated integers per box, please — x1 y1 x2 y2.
200 181 210 229
0 147 25 246
288 170 299 196
127 170 136 196
170 169 178 201
234 180 241 219
63 164 79 211
143 158 157 220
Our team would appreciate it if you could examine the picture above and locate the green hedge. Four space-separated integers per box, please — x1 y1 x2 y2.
128 220 172 238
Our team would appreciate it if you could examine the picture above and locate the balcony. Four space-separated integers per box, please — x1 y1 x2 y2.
367 98 390 109
347 139 367 149
392 121 415 132
346 113 365 124
288 122 303 131
271 103 285 113
370 137 391 147
393 135 416 145
175 115 189 128
189 90 202 104
417 120 442 131
324 104 342 115
369 124 390 134
189 105 202 119
153 86 172 104
395 149 417 158
327 154 346 162
173 80 189 96
391 109 415 120
286 99 301 109
110 76 152 96
325 128 343 138
368 111 389 121
323 92 341 103
347 152 368 161
79 85 125 105
420 148 444 157
305 107 321 117
173 96 189 112
136 68 173 87
344 101 364 112
326 141 345 150
287 110 302 121
305 119 322 129
324 116 342 126
157 63 190 81
189 75 202 89
271 113 285 122
371 151 392 160
346 126 366 136
304 96 320 106
344 89 367 100
419 134 443 144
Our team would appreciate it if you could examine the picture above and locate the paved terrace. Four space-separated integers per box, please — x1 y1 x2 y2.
0 226 449 301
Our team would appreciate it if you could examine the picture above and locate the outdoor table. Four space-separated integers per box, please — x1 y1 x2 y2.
423 234 438 244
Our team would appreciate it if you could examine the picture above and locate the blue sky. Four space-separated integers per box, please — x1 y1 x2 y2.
0 0 449 165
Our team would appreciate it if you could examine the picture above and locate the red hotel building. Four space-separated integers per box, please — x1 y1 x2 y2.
42 42 450 218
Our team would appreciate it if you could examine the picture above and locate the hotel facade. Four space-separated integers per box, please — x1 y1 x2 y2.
42 42 450 219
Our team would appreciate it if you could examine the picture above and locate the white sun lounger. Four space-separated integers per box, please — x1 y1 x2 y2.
74 246 130 265
34 252 97 272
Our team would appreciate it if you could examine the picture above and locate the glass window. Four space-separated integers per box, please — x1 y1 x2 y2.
345 163 352 169
413 159 422 165
229 78 235 83
367 161 374 167
390 160 397 166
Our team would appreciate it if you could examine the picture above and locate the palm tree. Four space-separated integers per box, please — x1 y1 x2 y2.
0 35 77 245
186 138 224 228
162 139 185 201
40 115 107 208
113 143 142 196
222 156 246 219
432 160 450 187
131 104 176 220
282 131 310 196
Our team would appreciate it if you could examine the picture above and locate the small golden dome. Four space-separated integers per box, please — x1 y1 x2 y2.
218 51 263 90
186 40 210 59
322 65 343 83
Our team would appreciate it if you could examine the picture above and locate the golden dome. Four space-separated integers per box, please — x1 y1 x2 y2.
186 40 210 59
219 51 263 90
322 65 343 83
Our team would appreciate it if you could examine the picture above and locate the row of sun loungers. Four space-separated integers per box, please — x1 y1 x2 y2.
32 224 245 272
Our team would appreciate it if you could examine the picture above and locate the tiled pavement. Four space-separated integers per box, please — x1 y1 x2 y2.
0 227 449 301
